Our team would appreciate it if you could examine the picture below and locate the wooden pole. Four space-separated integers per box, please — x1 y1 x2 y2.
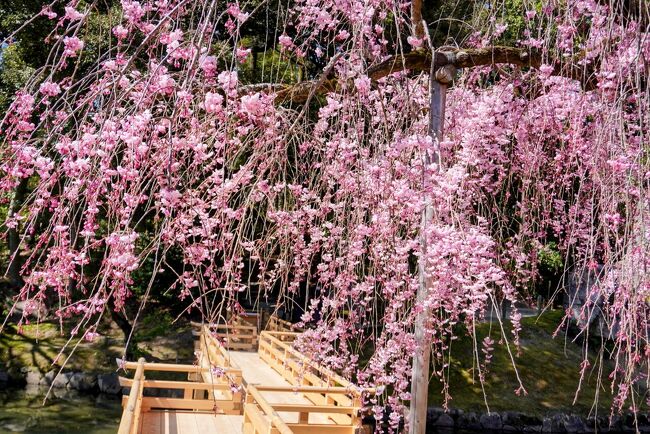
408 64 455 434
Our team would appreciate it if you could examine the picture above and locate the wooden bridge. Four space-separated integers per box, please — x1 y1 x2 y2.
117 315 372 434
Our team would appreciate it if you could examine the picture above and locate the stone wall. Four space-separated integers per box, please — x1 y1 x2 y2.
427 407 650 433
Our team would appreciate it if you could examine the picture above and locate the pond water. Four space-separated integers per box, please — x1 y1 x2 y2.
0 387 121 433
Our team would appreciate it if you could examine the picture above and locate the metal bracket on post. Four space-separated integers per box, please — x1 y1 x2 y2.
408 60 456 434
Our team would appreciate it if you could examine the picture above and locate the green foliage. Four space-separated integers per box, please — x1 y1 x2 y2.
0 43 34 108
424 0 478 46
538 242 563 275
134 311 175 341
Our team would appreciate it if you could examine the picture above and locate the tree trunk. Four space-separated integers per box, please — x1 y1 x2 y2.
109 303 136 359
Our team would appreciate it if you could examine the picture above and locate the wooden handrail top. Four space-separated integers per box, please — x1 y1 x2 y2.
139 397 237 412
119 377 233 390
247 386 294 434
210 324 257 336
253 385 376 394
117 357 145 434
263 331 300 338
214 323 257 329
191 321 258 331
122 361 241 375
267 315 304 332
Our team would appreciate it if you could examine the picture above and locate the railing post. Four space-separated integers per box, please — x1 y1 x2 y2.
118 357 146 434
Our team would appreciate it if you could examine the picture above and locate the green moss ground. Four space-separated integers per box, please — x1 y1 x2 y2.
428 310 621 416
0 309 193 376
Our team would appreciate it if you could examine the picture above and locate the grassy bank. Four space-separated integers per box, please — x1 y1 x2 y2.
428 310 619 416
0 309 193 377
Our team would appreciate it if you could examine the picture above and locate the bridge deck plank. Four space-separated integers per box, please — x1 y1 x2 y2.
229 350 336 425
142 411 244 434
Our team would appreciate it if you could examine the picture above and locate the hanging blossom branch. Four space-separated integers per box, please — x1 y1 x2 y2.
0 0 648 429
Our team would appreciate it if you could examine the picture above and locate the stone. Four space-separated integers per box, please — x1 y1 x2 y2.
24 384 43 396
503 425 519 433
52 387 78 399
503 411 541 427
457 412 481 430
523 427 542 433
426 407 445 429
609 415 623 431
12 300 49 318
97 373 121 394
68 372 97 392
435 414 455 428
25 370 43 385
428 407 444 418
480 413 503 431
39 370 56 386
563 414 586 433
543 414 568 433
51 372 73 388
636 413 650 428
0 370 9 385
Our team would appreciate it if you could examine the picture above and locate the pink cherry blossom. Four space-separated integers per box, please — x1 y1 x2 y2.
63 36 84 57
39 81 61 97
64 6 85 21
278 34 293 50
113 25 129 40
204 92 224 113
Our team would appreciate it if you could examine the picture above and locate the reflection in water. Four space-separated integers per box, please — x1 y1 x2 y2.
0 386 121 433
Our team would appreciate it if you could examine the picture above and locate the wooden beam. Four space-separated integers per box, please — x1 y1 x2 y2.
254 385 365 393
119 377 231 390
140 397 237 412
271 404 356 414
123 361 241 375
246 386 294 434
285 425 356 434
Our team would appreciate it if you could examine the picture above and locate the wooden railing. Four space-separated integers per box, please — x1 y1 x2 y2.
259 331 354 388
266 315 304 333
117 357 145 434
118 319 368 434
117 358 244 433
192 318 258 351
212 322 258 350
197 324 244 412
244 385 363 434
243 385 294 434
258 331 370 426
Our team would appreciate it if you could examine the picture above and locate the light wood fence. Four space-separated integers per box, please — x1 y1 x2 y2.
192 318 258 351
265 315 304 333
118 317 369 434
258 331 371 426
197 324 244 411
243 385 364 434
117 357 245 433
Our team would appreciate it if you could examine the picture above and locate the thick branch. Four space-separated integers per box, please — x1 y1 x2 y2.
367 47 543 80
411 0 425 40
270 46 598 104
